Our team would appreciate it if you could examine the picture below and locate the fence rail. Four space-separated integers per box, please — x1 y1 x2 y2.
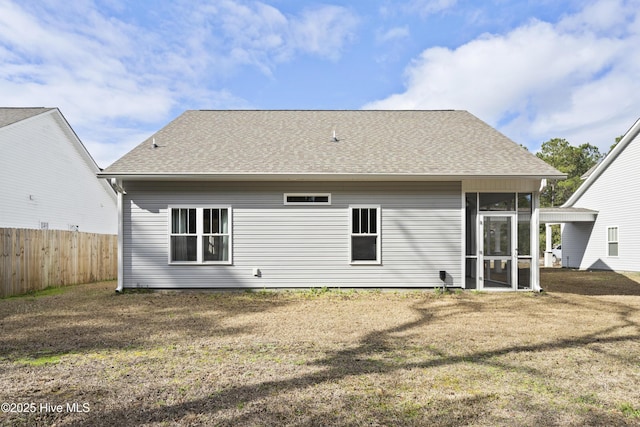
0 228 117 297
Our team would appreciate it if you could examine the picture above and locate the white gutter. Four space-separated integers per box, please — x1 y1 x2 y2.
97 172 567 182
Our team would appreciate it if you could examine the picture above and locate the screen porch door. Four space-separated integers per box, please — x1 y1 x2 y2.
479 213 517 290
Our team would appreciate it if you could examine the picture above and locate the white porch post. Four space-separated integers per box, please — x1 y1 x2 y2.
544 223 553 267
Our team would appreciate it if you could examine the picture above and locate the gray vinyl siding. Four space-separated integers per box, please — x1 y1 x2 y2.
562 131 640 271
122 181 462 289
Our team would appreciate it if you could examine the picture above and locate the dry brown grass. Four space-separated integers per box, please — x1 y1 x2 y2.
1 269 640 426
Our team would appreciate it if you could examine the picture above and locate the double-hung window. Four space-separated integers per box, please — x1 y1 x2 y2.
607 226 619 257
350 206 380 264
169 206 231 264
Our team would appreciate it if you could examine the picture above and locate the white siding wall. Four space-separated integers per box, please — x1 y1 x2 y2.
0 111 117 234
563 132 640 271
561 222 594 268
122 181 462 289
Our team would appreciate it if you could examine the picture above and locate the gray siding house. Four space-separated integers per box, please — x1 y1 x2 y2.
99 110 564 292
560 117 640 272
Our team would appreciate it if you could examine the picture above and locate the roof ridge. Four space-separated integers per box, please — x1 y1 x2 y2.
194 109 460 112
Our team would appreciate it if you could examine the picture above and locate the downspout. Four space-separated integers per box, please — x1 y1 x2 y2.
114 179 125 293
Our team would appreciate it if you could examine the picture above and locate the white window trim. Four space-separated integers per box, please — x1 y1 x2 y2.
606 225 619 258
349 205 381 265
284 193 331 205
168 205 233 265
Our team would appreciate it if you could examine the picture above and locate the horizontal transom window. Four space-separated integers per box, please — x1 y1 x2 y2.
284 193 331 205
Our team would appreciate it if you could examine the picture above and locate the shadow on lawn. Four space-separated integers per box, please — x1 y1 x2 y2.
75 295 640 427
541 268 640 296
0 286 293 360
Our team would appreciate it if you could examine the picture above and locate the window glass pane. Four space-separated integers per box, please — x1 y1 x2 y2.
211 209 220 234
609 243 619 257
518 193 532 213
352 208 360 233
172 208 195 234
220 209 229 234
369 209 377 234
352 236 377 261
287 195 329 203
203 209 211 234
188 209 196 234
479 193 515 211
361 209 369 234
608 227 618 241
172 209 181 233
204 236 229 261
171 236 197 261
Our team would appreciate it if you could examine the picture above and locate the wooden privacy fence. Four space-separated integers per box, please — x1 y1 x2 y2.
0 228 117 297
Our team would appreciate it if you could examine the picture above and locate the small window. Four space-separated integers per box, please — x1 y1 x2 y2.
169 207 232 264
350 206 380 264
284 193 331 205
607 226 619 257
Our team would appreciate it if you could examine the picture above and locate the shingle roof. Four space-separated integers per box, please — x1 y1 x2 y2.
0 108 54 128
101 110 564 179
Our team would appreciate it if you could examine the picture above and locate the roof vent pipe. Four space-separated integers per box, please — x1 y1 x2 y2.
152 138 158 148
332 127 338 142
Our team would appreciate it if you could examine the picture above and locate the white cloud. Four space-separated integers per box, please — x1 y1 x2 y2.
379 0 456 19
290 5 359 60
406 0 457 17
181 1 359 71
377 26 410 43
0 0 359 167
365 0 640 152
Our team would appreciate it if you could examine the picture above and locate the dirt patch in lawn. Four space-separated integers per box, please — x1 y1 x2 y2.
1 273 640 426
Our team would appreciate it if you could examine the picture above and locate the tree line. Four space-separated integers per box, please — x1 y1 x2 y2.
535 136 621 207
534 135 621 251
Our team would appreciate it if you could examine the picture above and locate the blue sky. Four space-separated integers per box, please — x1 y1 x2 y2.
1 0 639 168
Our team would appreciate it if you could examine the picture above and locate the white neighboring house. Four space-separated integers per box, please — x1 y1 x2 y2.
560 117 640 272
0 107 117 234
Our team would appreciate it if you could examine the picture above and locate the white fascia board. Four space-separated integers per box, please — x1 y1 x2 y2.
96 172 566 182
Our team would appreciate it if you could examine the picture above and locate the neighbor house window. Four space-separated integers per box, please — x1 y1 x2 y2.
350 206 380 264
284 193 331 205
169 207 231 264
607 226 619 257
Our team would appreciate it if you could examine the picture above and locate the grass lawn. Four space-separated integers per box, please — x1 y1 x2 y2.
1 269 640 426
